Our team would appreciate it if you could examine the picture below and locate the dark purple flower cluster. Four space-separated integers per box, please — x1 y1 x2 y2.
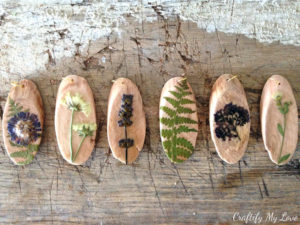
118 94 134 164
7 112 41 146
118 94 133 127
214 102 250 141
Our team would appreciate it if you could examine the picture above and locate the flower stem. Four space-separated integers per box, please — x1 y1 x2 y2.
278 113 287 162
73 134 87 162
124 125 128 165
70 109 74 162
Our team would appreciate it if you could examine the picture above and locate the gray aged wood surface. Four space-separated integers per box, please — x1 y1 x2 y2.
0 5 300 225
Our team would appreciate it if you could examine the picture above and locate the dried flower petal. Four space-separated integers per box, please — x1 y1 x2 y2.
61 92 91 116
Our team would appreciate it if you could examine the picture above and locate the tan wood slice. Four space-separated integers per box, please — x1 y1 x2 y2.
209 74 251 164
107 78 146 164
55 75 97 165
260 75 298 165
2 80 44 165
159 77 198 163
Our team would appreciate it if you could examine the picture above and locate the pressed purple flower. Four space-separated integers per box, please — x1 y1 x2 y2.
7 112 42 146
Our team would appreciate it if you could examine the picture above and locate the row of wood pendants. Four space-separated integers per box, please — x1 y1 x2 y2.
2 74 298 166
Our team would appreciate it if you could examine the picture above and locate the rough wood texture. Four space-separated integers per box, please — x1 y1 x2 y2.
107 78 145 164
210 74 250 164
261 75 298 165
0 14 299 225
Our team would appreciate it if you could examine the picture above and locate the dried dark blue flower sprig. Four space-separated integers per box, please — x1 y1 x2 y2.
118 94 134 164
214 102 250 141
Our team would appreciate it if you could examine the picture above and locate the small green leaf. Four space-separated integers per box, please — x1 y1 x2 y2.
9 140 24 148
278 154 290 164
10 150 28 158
175 125 197 134
180 98 194 105
177 106 195 114
17 157 34 165
28 144 39 153
163 140 172 151
181 91 192 97
176 137 194 151
175 116 197 125
160 117 174 127
164 97 179 108
169 91 182 99
174 85 183 92
161 129 173 138
160 106 176 118
277 123 284 136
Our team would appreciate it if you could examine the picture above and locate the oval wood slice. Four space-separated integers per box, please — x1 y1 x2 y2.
107 78 146 164
209 74 250 164
2 80 44 165
159 77 198 163
55 75 97 165
260 75 298 165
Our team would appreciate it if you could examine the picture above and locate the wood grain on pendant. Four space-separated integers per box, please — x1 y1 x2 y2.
260 75 298 165
2 80 44 165
209 74 250 164
159 77 198 163
55 75 96 165
107 78 146 164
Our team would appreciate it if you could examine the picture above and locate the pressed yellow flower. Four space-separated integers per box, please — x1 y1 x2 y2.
73 123 97 137
60 92 91 116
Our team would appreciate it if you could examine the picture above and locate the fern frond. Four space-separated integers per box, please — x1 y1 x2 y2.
175 116 197 125
160 78 197 163
160 106 176 118
8 98 25 117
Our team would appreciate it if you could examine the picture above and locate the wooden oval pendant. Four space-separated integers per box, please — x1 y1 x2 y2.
159 77 198 163
209 74 250 164
107 78 146 164
261 75 298 165
2 80 44 165
55 75 97 165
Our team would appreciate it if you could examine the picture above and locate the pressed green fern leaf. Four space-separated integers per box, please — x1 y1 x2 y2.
160 78 198 163
8 98 28 117
9 143 38 165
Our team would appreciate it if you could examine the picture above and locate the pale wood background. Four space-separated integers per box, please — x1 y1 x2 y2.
0 11 299 225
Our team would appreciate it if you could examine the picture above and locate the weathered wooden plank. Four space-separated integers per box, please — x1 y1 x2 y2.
0 14 299 225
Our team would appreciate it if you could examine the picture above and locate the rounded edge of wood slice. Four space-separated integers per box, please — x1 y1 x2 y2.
260 75 298 165
209 74 250 164
55 75 97 165
107 78 146 164
159 77 199 163
2 79 44 165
